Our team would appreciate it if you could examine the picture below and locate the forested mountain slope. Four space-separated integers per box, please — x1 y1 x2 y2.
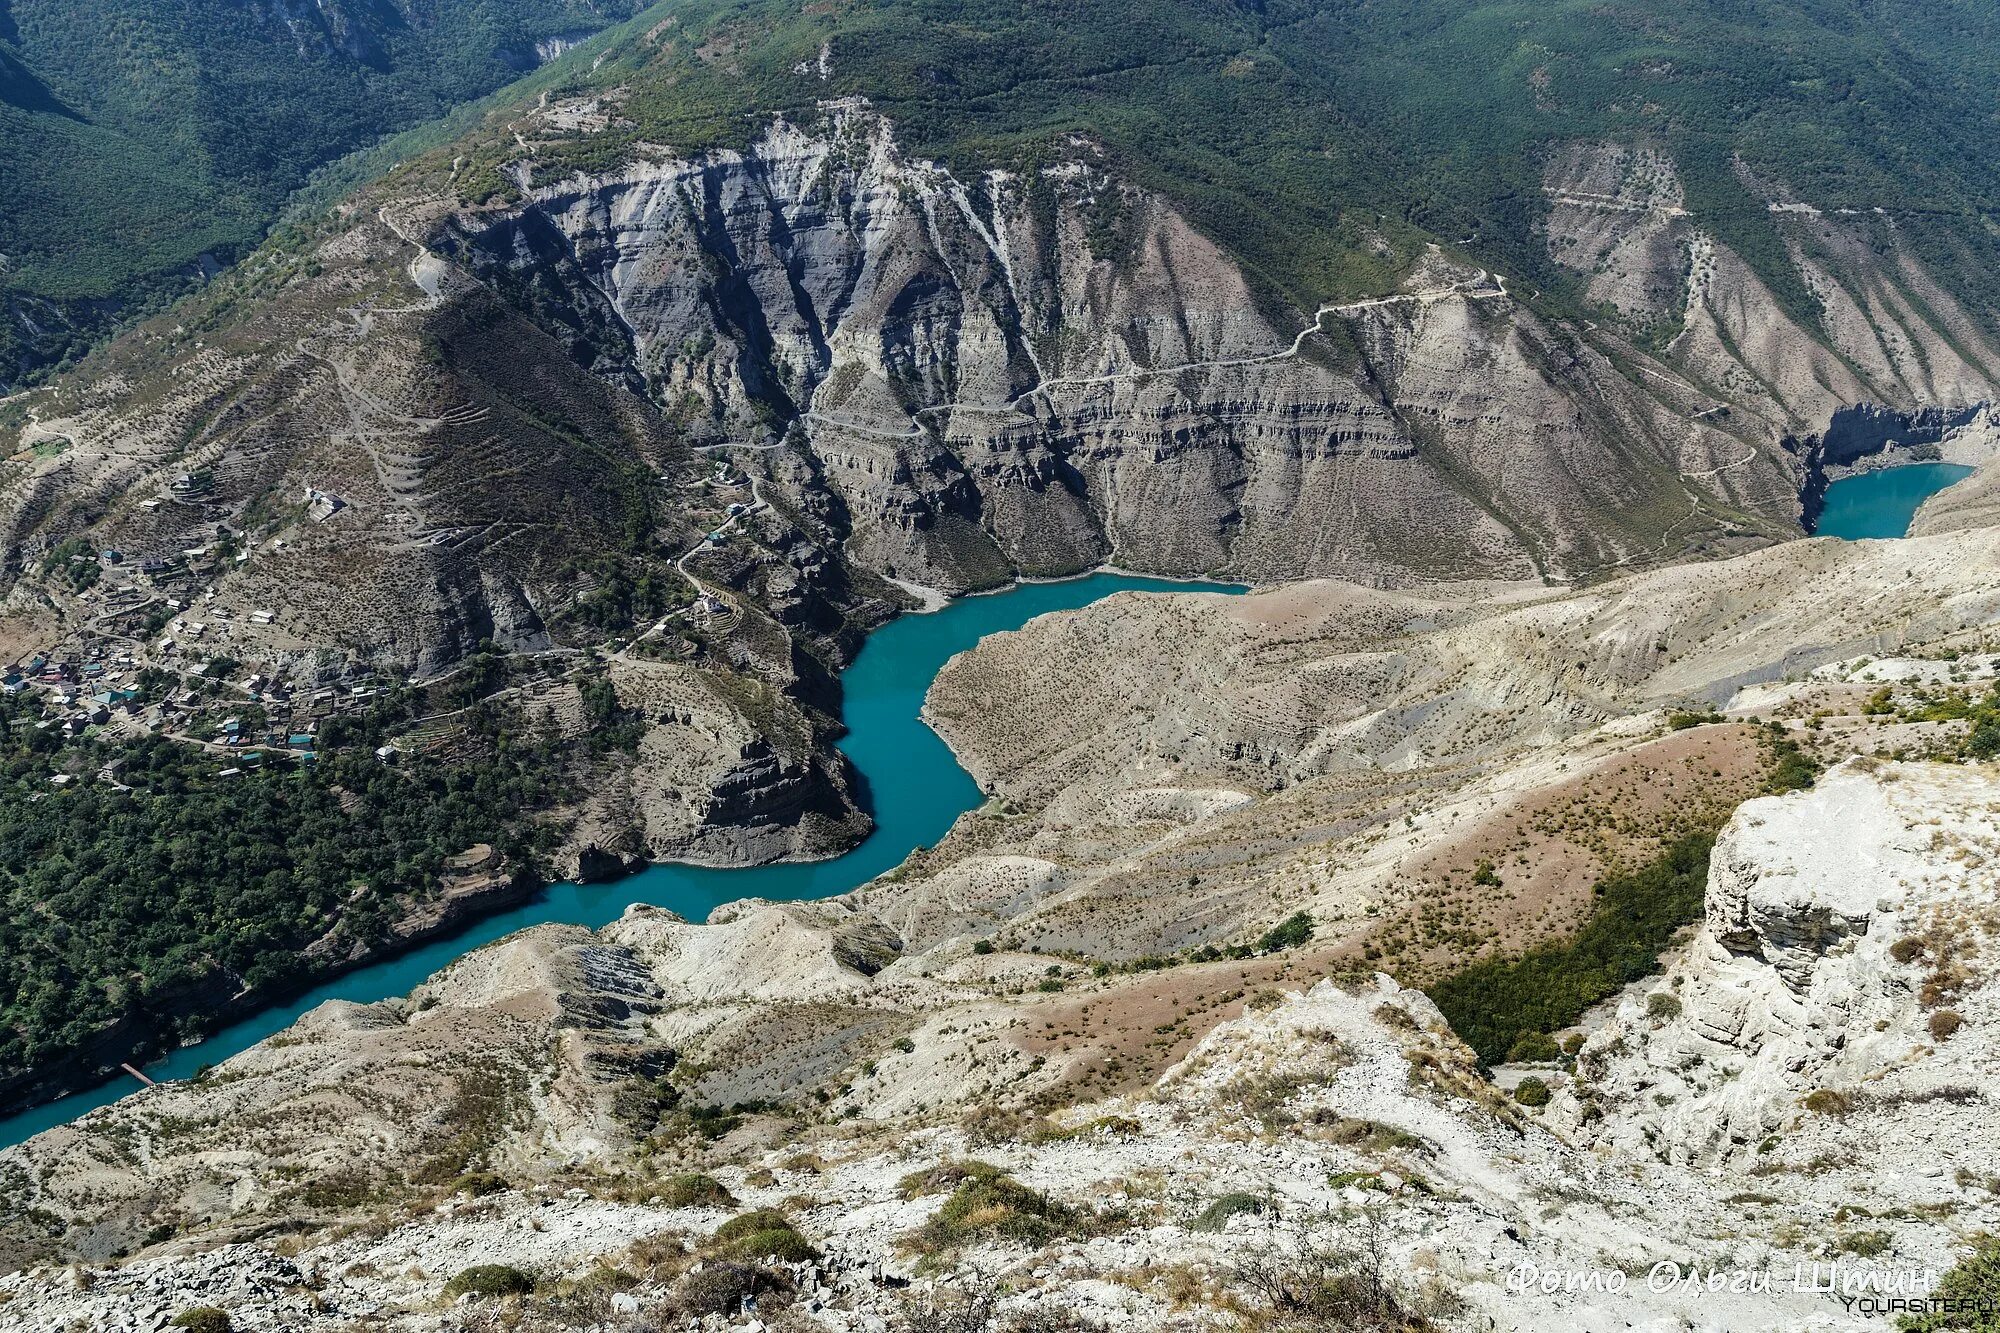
480 0 2000 328
0 0 646 382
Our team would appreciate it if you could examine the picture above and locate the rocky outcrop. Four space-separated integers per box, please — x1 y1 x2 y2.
1794 401 1993 523
302 869 535 967
549 656 872 874
1558 761 2000 1168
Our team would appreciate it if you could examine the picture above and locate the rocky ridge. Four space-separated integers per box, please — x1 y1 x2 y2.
3 762 1996 1331
1554 760 2000 1170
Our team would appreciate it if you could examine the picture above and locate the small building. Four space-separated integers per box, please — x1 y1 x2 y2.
304 486 345 522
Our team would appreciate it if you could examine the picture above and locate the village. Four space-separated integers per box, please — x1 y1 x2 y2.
3 457 772 790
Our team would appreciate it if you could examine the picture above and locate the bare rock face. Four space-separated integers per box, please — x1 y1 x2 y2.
1544 141 2000 433
1558 761 2000 1169
550 658 870 874
448 106 1833 593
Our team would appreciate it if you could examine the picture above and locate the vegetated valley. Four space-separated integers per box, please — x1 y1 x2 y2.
0 0 650 382
1 0 1999 1328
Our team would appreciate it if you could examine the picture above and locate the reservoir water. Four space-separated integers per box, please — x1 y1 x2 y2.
1814 462 1973 539
0 572 1241 1149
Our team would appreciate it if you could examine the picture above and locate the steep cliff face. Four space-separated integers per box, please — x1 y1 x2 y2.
1541 140 2000 535
13 110 1997 654
1542 142 2000 429
446 106 1812 593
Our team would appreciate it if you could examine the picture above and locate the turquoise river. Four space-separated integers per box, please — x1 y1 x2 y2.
0 572 1241 1149
1814 461 1974 540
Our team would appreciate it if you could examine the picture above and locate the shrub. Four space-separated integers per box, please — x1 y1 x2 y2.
442 1265 535 1298
668 1261 790 1318
1646 991 1684 1021
169 1310 231 1333
711 1209 821 1264
901 1160 1008 1200
1667 709 1723 730
450 1172 509 1198
971 939 995 955
1890 936 1928 964
908 1171 1082 1255
658 1173 737 1209
1841 1230 1893 1258
1432 833 1715 1064
1229 1224 1434 1332
1804 1089 1853 1118
1513 1077 1551 1108
1191 1192 1266 1232
1505 1031 1560 1063
1258 911 1315 953
1315 1116 1425 1154
1763 732 1820 794
1930 1010 1966 1042
961 1103 1042 1146
1903 1232 2000 1331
